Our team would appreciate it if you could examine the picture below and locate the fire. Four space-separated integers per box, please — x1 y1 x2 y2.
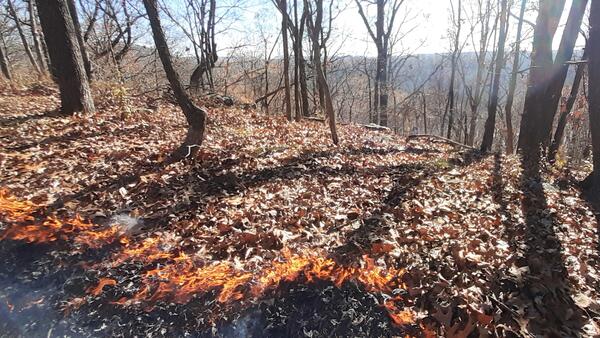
94 248 413 326
0 189 36 222
0 189 122 248
0 190 415 327
88 278 117 296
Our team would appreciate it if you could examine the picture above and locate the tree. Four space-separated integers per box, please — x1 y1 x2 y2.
163 0 219 92
504 0 527 154
480 0 509 152
356 0 405 127
274 0 293 121
444 0 462 139
81 0 141 67
0 40 11 81
7 0 42 75
27 0 48 73
66 0 93 80
461 0 497 146
539 0 589 145
36 0 95 114
586 0 600 197
549 46 587 161
142 0 208 162
517 0 566 161
306 0 339 144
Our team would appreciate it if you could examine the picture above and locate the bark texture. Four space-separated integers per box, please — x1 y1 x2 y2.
66 0 93 81
36 0 95 114
587 0 600 197
517 0 566 161
143 0 208 162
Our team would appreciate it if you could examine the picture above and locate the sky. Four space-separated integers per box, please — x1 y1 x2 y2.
174 0 587 57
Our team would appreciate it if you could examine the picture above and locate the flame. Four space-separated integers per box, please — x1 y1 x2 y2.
0 189 36 222
0 190 415 327
0 190 122 248
87 278 118 296
97 247 413 326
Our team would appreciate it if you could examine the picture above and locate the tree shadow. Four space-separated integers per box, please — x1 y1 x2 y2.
1 143 487 336
6 125 151 151
501 159 585 336
580 184 600 253
0 109 65 127
330 163 436 264
330 149 486 264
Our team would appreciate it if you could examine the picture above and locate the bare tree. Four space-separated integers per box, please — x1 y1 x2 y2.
142 0 208 162
541 0 589 145
306 0 339 144
186 0 218 91
549 45 587 161
443 0 462 139
27 0 47 73
481 0 509 152
274 0 292 121
64 0 93 80
36 0 95 114
504 0 527 154
461 0 499 146
517 0 566 161
356 0 405 127
0 37 11 80
81 0 142 68
7 0 42 75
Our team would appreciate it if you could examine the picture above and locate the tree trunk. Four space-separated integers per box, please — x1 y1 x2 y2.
481 0 509 152
143 0 208 162
549 47 587 161
189 0 218 93
0 38 12 81
8 0 42 75
279 0 292 121
517 0 566 162
66 0 93 81
504 0 527 154
28 0 47 73
36 0 95 115
540 0 589 145
306 0 339 145
446 0 462 139
293 0 301 121
586 0 600 197
298 8 309 117
376 48 389 126
422 91 428 134
375 0 388 127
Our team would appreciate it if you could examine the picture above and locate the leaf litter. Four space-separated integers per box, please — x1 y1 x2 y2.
0 84 599 337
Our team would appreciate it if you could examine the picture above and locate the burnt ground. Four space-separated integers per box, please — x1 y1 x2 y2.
0 84 599 337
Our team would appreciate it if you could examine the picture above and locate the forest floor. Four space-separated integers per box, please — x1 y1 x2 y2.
0 83 599 337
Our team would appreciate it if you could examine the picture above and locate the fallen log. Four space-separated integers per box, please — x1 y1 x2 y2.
407 134 476 150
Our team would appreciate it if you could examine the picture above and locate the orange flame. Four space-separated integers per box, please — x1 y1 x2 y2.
0 189 122 248
0 189 36 222
88 278 118 296
97 248 413 326
0 190 414 327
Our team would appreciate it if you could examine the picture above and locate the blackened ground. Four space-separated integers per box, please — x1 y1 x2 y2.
0 239 408 338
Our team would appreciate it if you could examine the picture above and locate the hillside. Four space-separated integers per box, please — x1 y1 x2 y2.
0 84 599 337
